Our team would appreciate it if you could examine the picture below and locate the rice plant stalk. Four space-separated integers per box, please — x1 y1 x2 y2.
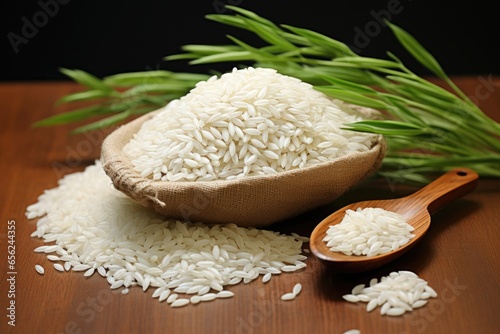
35 6 500 183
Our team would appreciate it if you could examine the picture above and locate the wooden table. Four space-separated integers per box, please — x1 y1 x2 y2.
1 77 499 334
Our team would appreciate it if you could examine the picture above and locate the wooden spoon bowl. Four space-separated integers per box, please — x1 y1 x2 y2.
309 168 479 273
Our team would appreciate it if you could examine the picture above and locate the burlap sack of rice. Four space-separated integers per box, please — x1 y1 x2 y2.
101 113 385 227
101 69 386 227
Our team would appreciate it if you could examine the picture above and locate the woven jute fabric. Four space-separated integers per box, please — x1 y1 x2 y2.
101 111 386 227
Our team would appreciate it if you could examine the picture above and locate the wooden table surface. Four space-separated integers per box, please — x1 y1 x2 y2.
1 77 499 334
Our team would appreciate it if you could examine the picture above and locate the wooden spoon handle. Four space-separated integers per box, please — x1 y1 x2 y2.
405 167 479 214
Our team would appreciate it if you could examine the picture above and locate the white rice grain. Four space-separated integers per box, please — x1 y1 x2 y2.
351 284 365 295
366 298 378 312
152 287 165 299
26 157 309 306
64 262 71 271
159 290 171 302
35 264 44 275
170 298 190 308
84 268 95 277
216 291 234 299
343 330 361 334
262 272 272 283
344 271 437 317
411 300 428 309
343 294 360 303
292 283 302 296
124 67 376 182
386 307 406 316
200 293 217 302
281 292 296 301
323 208 415 256
53 263 64 272
190 295 201 304
166 293 178 304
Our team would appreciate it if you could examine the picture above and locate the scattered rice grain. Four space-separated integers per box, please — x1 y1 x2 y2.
343 271 437 317
281 292 296 301
292 283 302 296
35 264 44 275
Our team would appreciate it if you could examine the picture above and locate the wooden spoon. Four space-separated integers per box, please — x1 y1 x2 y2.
309 168 479 273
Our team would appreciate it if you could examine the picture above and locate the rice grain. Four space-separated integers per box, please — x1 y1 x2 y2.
281 292 296 301
292 283 302 296
53 263 64 272
343 271 437 316
170 298 190 308
323 208 415 256
35 264 44 275
124 67 376 182
27 155 309 306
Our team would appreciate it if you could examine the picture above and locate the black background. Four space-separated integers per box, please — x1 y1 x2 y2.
2 0 499 81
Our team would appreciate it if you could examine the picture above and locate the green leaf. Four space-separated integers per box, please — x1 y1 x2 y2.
56 89 117 105
386 22 447 79
169 72 211 82
165 53 201 61
205 14 247 29
59 68 112 91
139 94 179 106
385 75 457 102
44 6 500 182
239 17 296 51
104 71 172 86
104 71 209 87
190 50 254 64
333 56 402 69
32 105 106 127
226 36 287 62
308 66 377 85
225 5 278 29
344 120 426 136
177 44 241 55
381 95 426 126
314 87 388 109
122 83 192 96
71 111 132 134
318 75 380 95
282 25 354 57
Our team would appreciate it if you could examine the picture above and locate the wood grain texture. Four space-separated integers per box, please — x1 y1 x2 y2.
0 78 499 334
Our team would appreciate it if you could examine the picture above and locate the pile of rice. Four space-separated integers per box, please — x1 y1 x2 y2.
26 161 309 307
323 208 415 256
123 67 377 182
343 270 438 316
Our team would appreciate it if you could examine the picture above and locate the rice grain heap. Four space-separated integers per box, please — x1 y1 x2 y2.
343 270 437 316
323 208 415 256
26 161 309 307
123 67 377 182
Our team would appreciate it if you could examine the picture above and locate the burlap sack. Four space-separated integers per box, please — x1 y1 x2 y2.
101 111 386 227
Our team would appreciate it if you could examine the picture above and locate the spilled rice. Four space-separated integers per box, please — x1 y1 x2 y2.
27 161 309 307
343 270 438 316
